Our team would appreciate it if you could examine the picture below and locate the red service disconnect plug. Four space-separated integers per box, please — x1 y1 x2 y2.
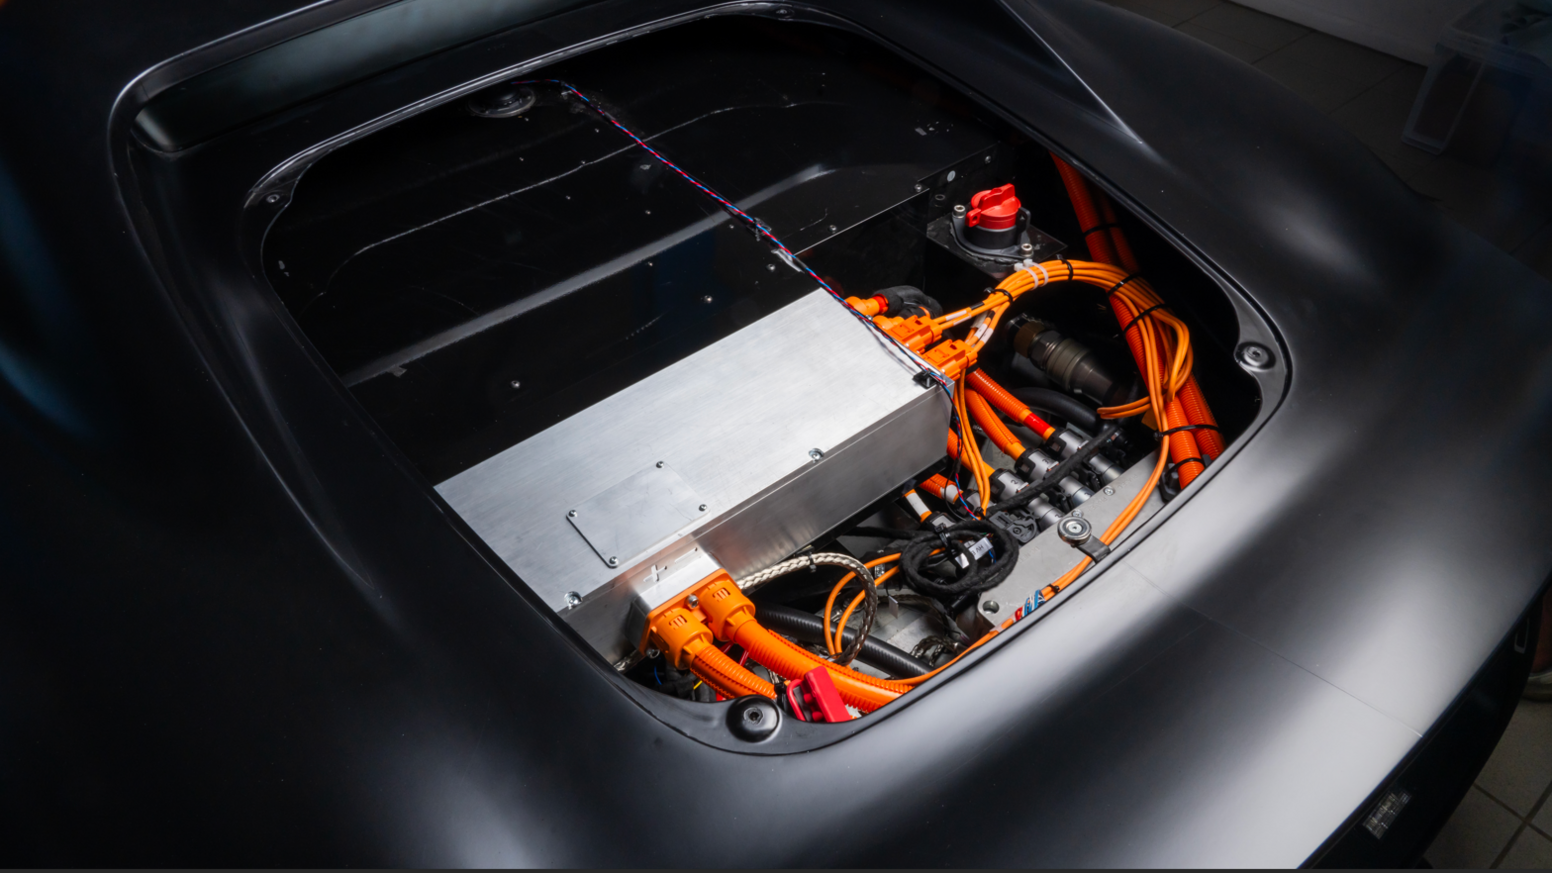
786 667 853 722
965 184 1020 230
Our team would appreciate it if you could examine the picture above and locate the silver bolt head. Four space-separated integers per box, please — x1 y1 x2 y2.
645 647 661 659
510 379 521 389
565 591 582 607
1072 509 1083 518
656 460 665 468
983 600 1000 613
1236 342 1274 369
567 509 577 518
698 504 708 512
265 193 281 204
766 264 776 272
1103 486 1115 496
686 594 700 608
607 556 619 568
808 448 824 461
953 204 967 215
703 294 714 302
984 155 993 163
1020 242 1034 252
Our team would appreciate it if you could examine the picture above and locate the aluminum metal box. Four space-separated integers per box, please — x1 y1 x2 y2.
436 289 951 664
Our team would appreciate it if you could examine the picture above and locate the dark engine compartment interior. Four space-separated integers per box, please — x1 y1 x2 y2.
262 16 1264 722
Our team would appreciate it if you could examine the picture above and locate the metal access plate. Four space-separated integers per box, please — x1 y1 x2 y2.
567 464 707 567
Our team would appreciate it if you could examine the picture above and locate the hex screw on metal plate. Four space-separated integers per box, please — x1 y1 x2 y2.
954 204 966 215
656 461 665 468
766 264 776 272
567 509 577 518
808 448 824 461
914 183 924 192
983 600 1000 613
565 591 582 607
698 504 708 512
606 556 619 568
984 154 993 163
1059 517 1091 543
1071 509 1083 518
1236 342 1274 370
510 379 521 389
1103 486 1115 496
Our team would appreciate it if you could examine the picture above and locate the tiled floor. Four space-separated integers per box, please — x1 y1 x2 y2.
1097 0 1552 280
1094 0 1552 865
1427 700 1552 868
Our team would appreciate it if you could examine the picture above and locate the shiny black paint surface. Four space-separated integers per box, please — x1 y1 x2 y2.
0 0 1548 866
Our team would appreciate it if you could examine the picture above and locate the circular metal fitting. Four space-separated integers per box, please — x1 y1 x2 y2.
1020 242 1034 253
606 556 620 568
264 193 281 204
565 591 582 607
808 448 824 461
953 204 967 215
468 84 536 118
510 379 522 389
1058 516 1093 545
567 509 577 518
728 696 781 741
698 504 708 512
656 461 665 468
1103 486 1115 496
983 600 1000 614
686 594 700 608
1236 342 1274 370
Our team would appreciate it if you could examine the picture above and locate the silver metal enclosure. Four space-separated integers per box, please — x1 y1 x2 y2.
437 289 951 663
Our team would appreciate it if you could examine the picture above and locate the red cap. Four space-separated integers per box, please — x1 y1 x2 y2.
966 184 1020 230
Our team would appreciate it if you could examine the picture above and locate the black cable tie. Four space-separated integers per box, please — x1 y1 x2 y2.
1167 455 1207 472
1154 423 1221 437
989 287 1015 306
1080 221 1120 238
1120 302 1169 336
1105 272 1142 298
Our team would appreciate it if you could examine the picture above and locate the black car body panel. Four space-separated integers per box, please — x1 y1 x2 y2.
1 0 1548 865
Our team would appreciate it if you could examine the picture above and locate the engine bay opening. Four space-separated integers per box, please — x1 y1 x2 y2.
262 16 1263 727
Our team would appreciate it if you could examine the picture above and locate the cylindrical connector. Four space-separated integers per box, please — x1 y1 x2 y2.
1016 449 1094 505
990 469 1028 502
1047 427 1123 484
1014 321 1119 405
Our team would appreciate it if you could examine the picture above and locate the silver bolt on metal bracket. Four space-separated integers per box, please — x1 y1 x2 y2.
607 557 620 568
565 591 582 607
808 448 824 461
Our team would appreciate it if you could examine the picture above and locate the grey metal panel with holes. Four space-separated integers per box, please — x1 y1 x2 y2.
436 288 950 664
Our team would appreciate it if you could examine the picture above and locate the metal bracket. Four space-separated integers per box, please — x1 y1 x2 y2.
1056 516 1110 562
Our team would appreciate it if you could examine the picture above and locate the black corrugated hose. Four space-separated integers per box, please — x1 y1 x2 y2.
755 602 933 678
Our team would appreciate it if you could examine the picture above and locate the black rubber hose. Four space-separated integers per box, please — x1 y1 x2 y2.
755 602 933 678
1012 386 1100 432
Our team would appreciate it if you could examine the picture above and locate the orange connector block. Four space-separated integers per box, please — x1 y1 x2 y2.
845 295 888 317
874 314 941 351
923 338 975 380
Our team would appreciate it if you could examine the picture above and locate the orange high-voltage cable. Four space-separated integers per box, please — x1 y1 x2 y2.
1050 156 1207 486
